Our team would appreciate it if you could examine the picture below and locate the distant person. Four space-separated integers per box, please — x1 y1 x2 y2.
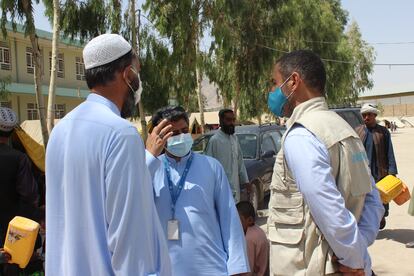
236 201 269 276
46 34 171 275
0 107 42 276
390 121 395 132
146 106 250 276
356 103 398 229
205 109 249 203
266 50 384 275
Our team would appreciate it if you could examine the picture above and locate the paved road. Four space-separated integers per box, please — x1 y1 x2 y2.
257 127 414 275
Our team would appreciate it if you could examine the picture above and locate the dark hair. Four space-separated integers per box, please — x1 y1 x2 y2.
236 201 256 220
219 109 234 121
276 50 326 94
0 130 13 138
151 106 189 128
85 50 135 89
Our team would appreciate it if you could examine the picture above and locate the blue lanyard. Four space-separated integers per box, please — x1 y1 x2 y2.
163 153 194 219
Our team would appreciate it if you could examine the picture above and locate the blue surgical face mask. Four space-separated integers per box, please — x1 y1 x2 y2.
166 133 193 157
267 74 294 117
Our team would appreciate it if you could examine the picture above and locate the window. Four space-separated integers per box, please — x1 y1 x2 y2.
261 133 276 155
0 101 11 108
26 47 43 75
54 104 66 119
75 57 85 81
192 134 212 153
270 131 282 152
236 134 258 159
49 52 64 78
336 110 363 129
27 103 38 120
26 47 35 74
0 41 11 71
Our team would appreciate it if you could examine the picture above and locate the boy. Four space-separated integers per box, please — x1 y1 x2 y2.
236 201 269 276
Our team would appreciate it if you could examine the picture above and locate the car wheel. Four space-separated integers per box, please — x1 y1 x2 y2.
250 183 260 211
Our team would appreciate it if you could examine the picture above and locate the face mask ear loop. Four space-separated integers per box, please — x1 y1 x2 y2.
124 67 134 90
281 73 295 100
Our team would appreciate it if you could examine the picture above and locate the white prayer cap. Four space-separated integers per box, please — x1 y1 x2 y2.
360 103 379 115
0 107 18 132
83 34 132 70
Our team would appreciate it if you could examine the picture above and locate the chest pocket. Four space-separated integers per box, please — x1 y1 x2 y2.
270 150 298 192
268 150 305 245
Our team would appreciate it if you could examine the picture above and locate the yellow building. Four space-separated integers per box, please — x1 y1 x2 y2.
0 23 89 121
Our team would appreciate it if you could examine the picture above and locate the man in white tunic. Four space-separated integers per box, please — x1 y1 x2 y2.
206 109 249 203
46 34 171 276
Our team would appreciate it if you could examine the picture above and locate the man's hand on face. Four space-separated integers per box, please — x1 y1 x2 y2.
146 119 173 157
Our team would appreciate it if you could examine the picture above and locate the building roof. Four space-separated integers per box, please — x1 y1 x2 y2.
6 82 89 98
359 90 414 100
189 111 220 126
5 22 83 48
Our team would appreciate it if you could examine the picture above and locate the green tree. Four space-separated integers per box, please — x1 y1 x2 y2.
209 0 291 119
139 27 172 114
209 0 374 119
44 0 60 133
1 0 49 145
339 21 375 104
56 0 109 43
0 76 11 100
143 0 215 133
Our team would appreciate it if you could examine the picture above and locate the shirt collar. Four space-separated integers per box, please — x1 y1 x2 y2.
165 151 192 165
87 93 121 117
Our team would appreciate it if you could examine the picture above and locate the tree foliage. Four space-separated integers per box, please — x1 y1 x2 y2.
207 0 374 118
1 0 50 145
143 0 214 116
0 76 11 100
2 0 375 123
43 0 120 43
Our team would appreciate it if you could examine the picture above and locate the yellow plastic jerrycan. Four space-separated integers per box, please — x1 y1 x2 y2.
376 175 404 204
3 216 40 268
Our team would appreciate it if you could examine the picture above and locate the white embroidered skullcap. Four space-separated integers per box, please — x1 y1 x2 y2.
0 107 18 132
360 103 379 115
83 34 132 70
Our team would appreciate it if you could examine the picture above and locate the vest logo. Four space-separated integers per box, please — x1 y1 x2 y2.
352 152 368 163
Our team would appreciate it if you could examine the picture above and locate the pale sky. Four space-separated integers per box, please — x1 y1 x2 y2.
31 0 414 96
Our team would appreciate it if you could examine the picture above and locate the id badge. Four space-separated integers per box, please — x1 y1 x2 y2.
167 219 180 240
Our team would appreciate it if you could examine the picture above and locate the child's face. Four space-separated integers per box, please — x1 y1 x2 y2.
238 212 254 234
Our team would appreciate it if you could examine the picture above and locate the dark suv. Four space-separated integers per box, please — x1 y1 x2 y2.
192 124 285 210
330 107 364 129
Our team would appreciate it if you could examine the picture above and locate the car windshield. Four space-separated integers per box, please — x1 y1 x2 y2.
236 134 258 159
192 134 212 153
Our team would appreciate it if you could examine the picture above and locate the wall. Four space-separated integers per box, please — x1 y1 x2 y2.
359 93 414 117
2 93 84 121
0 29 87 122
1 31 88 90
381 104 414 117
